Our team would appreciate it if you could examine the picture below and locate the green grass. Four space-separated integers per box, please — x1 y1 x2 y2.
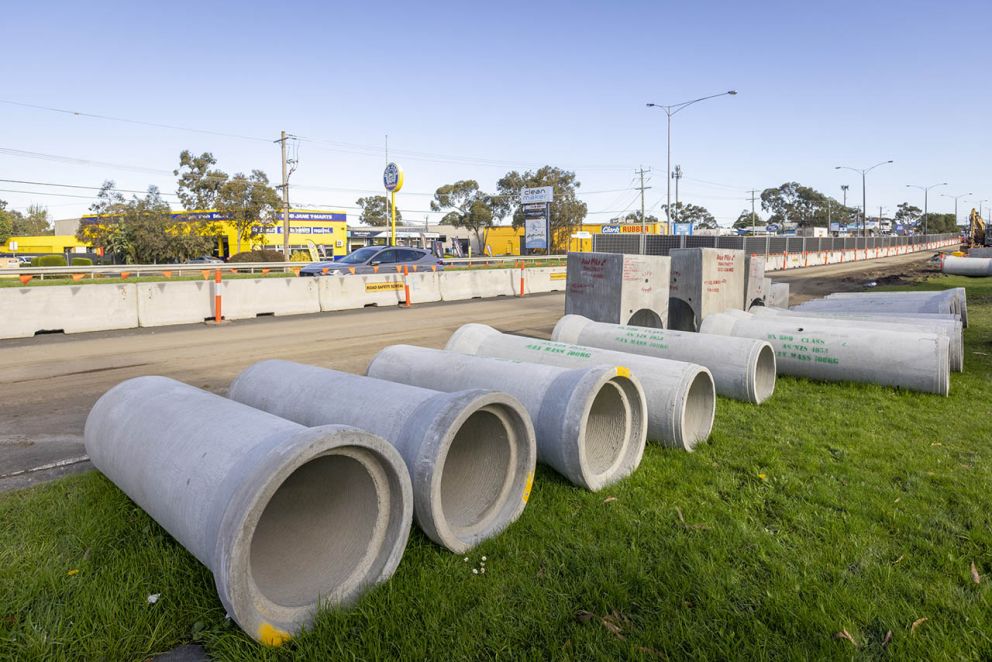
1 275 991 660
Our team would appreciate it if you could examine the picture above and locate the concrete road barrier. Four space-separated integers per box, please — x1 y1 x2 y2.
0 283 138 339
438 270 514 301
222 278 321 319
137 281 213 327
524 266 569 294
85 376 412 646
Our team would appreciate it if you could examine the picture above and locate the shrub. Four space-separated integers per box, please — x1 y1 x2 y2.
37 255 68 267
289 250 312 262
30 256 41 267
227 250 285 263
70 257 93 266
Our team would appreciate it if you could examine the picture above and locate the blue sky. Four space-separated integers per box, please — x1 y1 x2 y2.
1 0 989 227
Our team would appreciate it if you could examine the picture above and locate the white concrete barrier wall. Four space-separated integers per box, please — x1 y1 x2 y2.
137 281 213 327
439 270 514 300
763 238 958 272
222 278 321 320
524 266 568 294
0 283 138 338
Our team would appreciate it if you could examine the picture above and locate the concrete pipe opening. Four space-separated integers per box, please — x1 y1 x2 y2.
250 451 384 608
680 372 716 451
574 373 646 491
668 299 697 332
627 308 664 329
752 344 777 404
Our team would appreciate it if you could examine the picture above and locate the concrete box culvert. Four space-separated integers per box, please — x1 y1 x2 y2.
700 311 950 396
367 345 647 491
83 376 412 646
749 307 964 372
553 314 776 404
444 324 715 451
229 360 535 553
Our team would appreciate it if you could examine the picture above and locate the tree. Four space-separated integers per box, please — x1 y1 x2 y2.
923 212 957 234
609 211 659 224
11 204 52 235
662 202 717 228
0 200 19 244
174 151 228 210
215 170 282 253
760 182 856 228
431 180 495 250
894 202 922 228
78 181 214 263
733 208 765 230
496 166 588 252
355 195 402 226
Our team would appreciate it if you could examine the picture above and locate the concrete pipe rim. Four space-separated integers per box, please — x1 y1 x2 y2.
572 369 647 491
445 323 500 355
217 426 412 645
748 343 778 405
676 369 716 452
550 314 589 345
424 391 536 553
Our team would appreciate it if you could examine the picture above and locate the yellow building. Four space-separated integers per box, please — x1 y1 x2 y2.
482 222 667 256
5 234 88 255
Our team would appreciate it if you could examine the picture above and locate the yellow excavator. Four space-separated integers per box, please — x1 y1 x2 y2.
967 208 989 247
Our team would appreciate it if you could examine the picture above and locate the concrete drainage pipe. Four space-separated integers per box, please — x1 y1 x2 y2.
942 255 992 277
700 311 950 395
84 376 412 646
445 324 715 451
552 314 776 404
367 345 647 492
748 307 964 372
230 360 535 553
795 288 968 328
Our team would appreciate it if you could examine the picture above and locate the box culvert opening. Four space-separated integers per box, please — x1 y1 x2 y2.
439 409 514 533
249 453 380 608
582 381 629 477
682 372 716 448
627 308 663 328
753 345 777 403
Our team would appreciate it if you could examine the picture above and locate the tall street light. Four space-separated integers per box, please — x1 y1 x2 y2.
647 90 737 235
906 182 947 235
835 160 893 237
941 192 972 227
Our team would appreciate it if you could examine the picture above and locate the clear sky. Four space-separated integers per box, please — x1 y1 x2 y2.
1 0 989 227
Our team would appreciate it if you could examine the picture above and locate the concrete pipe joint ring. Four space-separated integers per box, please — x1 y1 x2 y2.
84 377 412 646
228 360 537 553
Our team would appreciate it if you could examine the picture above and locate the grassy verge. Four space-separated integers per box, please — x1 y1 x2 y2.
1 276 990 660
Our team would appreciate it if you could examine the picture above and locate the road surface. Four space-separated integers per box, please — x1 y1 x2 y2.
0 250 942 491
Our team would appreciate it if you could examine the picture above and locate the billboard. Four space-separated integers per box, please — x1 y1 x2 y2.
524 218 547 249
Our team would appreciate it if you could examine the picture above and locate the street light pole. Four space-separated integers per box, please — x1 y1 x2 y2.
941 192 972 227
906 182 947 235
647 90 737 234
835 160 893 237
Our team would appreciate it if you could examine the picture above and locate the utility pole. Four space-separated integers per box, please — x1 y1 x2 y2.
276 130 292 261
634 167 652 254
672 165 683 225
746 189 759 235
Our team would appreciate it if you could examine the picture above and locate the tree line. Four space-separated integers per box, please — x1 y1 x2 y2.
0 202 52 244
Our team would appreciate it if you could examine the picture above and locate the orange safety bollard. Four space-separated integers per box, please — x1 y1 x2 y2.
261 268 270 275
19 274 32 285
402 265 411 308
518 261 525 297
201 269 210 280
162 271 173 279
120 271 131 280
71 273 85 282
214 269 223 324
348 267 356 275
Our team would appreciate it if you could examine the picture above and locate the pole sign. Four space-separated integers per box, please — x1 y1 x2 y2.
383 162 404 193
521 187 553 253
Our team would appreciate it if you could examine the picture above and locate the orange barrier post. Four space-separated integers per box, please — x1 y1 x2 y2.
214 269 223 324
403 265 411 308
518 261 525 297
19 274 32 285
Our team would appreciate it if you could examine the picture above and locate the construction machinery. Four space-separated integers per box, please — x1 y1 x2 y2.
967 208 990 247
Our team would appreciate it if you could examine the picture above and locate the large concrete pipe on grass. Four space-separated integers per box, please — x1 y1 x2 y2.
84 376 412 646
942 255 992 277
552 314 776 404
445 324 716 451
749 307 964 372
230 360 535 553
367 345 647 491
700 311 950 395
796 288 968 327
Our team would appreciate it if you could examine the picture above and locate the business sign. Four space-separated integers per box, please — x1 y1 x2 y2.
672 223 694 236
524 218 548 249
521 186 553 204
600 225 620 234
8 241 17 251
256 226 336 235
383 162 404 192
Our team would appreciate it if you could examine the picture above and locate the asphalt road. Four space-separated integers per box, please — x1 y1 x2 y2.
0 250 942 491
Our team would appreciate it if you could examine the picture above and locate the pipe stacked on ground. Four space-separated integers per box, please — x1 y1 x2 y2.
749 307 964 372
230 360 535 553
552 314 776 404
84 376 412 646
793 288 968 327
700 311 950 395
367 345 647 491
942 255 992 277
444 324 715 451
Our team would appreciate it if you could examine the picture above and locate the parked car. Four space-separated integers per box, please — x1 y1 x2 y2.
300 246 443 276
186 255 225 264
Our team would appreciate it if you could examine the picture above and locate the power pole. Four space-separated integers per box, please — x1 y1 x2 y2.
672 165 683 225
276 130 291 261
746 189 759 235
841 184 849 233
635 167 652 254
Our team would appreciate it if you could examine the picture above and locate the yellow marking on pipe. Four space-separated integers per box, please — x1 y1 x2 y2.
615 366 631 378
522 471 535 503
258 623 291 647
